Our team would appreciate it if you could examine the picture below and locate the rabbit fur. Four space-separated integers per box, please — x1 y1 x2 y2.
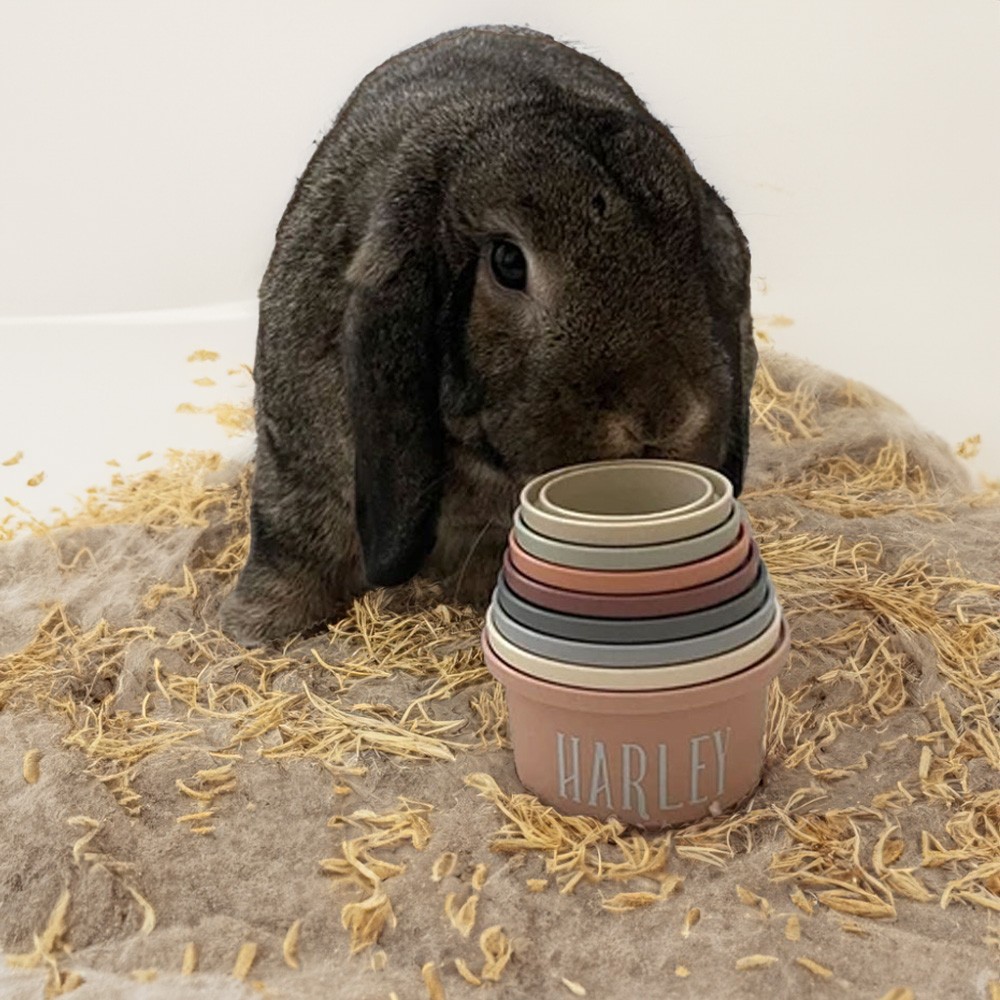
219 24 755 647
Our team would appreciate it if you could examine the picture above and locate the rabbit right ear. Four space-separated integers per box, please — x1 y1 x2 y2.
698 181 756 498
341 188 449 587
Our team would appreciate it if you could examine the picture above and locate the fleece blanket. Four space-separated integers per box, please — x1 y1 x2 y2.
1 345 998 1000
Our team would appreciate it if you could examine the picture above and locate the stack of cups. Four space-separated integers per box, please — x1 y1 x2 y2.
482 459 790 829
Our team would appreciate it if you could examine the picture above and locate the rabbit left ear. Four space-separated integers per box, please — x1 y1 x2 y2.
342 199 448 587
698 181 756 498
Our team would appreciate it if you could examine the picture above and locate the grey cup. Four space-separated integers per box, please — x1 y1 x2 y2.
494 562 771 643
511 502 743 570
490 582 778 667
220 25 756 646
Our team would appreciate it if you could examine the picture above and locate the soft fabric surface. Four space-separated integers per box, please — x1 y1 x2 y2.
1 347 998 1000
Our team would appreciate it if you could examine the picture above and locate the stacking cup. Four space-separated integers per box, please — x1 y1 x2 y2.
483 459 790 829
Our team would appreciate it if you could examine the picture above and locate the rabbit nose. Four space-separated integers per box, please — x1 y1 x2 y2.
598 412 647 458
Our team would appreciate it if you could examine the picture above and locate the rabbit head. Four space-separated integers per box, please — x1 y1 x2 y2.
343 102 753 587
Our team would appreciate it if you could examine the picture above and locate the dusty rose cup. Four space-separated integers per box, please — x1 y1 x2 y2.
482 618 790 828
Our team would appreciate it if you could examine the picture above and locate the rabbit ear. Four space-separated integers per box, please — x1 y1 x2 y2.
698 181 756 498
718 310 755 498
342 199 449 587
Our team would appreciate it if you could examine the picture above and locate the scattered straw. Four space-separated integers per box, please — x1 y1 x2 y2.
471 863 488 890
431 852 457 882
736 884 772 917
58 971 84 994
601 891 660 913
470 681 509 749
445 891 479 937
22 748 40 784
176 402 254 437
283 920 302 970
790 889 814 916
421 961 446 1000
5 887 70 969
956 434 981 459
126 883 157 934
478 925 512 982
68 816 101 865
464 772 675 895
321 798 431 953
749 356 821 442
340 886 395 955
838 920 869 937
735 955 779 971
795 956 833 979
454 957 481 986
232 942 257 980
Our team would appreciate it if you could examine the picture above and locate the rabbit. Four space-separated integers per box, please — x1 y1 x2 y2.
219 24 756 648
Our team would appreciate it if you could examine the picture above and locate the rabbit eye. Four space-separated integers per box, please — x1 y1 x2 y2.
490 240 527 291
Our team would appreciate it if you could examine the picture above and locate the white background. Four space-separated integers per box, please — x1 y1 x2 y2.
1 0 998 521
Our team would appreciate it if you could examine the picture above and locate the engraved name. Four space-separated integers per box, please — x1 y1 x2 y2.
554 728 733 820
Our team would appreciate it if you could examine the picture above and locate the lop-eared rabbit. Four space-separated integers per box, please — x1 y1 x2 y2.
220 25 755 647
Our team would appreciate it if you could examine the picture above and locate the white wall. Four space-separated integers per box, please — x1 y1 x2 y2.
1 0 997 517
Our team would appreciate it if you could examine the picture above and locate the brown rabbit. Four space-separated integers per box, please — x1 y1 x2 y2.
219 24 755 647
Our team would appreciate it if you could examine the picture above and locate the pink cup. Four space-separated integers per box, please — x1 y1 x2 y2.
481 617 790 828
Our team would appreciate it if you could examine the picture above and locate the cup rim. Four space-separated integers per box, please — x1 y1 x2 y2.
489 582 777 666
536 462 715 522
519 459 735 546
482 616 791 711
512 502 741 570
501 537 762 617
506 518 753 593
494 561 771 642
483 603 784 690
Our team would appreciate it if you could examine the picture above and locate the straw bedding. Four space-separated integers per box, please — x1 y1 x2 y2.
1 344 998 1000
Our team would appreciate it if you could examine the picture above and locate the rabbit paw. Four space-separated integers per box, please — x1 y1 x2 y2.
218 558 352 647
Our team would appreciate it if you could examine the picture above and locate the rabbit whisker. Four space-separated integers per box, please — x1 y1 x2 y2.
450 518 494 603
409 474 451 513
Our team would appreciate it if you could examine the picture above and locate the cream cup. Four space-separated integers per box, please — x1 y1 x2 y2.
520 459 734 546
